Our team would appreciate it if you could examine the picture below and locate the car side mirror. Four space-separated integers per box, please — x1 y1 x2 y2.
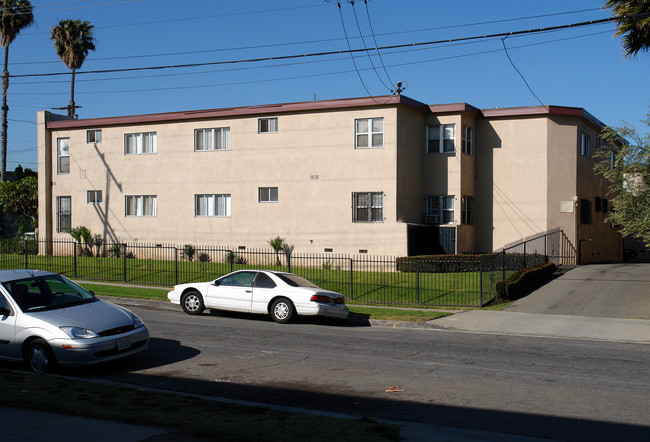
212 280 220 286
0 307 11 316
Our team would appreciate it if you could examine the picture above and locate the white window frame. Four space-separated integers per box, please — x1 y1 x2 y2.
125 195 157 217
86 130 101 143
87 190 102 204
424 195 455 225
352 191 384 223
580 132 591 158
194 127 231 151
258 118 278 134
462 126 473 155
195 194 231 217
258 187 278 203
125 132 157 155
427 124 456 154
57 138 70 174
355 118 384 149
56 196 71 233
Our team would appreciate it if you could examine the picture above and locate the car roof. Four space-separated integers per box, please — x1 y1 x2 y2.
0 269 57 283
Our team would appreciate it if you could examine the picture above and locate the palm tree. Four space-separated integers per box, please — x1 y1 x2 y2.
268 236 285 266
50 19 95 117
605 0 650 58
0 0 34 182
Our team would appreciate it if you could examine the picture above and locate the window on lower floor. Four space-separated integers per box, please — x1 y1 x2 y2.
461 196 474 225
424 195 455 224
125 132 157 155
355 118 384 148
195 127 230 151
427 124 455 153
57 138 70 174
195 194 231 216
56 196 71 233
259 187 278 203
580 199 592 224
352 192 384 222
87 190 102 204
125 195 157 216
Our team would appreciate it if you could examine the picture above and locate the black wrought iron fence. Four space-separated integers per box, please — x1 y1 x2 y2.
0 237 566 307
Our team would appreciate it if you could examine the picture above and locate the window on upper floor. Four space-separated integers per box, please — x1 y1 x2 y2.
87 190 102 204
56 196 71 233
580 198 592 224
125 132 157 155
259 187 278 203
258 118 278 134
424 195 455 224
195 127 230 151
125 195 157 217
461 196 474 225
462 126 473 155
87 130 101 143
57 138 70 174
195 194 231 217
580 132 591 158
352 191 384 222
355 118 384 149
427 124 455 153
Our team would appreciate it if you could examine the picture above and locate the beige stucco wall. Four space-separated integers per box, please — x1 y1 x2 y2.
38 107 414 256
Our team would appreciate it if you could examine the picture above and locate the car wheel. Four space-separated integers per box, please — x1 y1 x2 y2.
24 339 56 374
181 290 205 315
270 298 295 324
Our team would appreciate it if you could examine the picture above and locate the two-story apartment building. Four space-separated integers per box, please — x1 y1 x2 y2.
37 95 622 262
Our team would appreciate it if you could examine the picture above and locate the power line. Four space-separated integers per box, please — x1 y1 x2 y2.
11 15 625 80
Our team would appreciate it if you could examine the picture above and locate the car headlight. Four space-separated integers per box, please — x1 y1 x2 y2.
60 326 99 339
133 313 144 328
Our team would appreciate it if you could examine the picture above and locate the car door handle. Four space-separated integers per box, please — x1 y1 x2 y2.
246 290 252 293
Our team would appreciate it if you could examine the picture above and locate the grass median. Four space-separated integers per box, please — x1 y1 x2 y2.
0 368 400 441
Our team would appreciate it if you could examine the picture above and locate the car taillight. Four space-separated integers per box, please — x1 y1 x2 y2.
335 297 344 304
310 294 331 303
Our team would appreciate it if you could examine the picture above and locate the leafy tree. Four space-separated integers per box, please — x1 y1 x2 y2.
0 0 34 181
268 236 285 266
0 174 36 226
605 0 650 58
50 19 95 117
594 110 650 244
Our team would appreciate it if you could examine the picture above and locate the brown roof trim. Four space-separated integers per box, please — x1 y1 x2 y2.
46 95 429 129
481 105 606 129
428 103 481 116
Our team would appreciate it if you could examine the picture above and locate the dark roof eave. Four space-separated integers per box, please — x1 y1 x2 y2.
482 105 607 130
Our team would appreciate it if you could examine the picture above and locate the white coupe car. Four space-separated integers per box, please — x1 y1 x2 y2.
168 270 349 323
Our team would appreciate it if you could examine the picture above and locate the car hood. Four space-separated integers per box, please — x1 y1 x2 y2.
27 300 135 332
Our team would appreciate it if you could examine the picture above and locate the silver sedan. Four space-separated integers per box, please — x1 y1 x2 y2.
0 269 149 373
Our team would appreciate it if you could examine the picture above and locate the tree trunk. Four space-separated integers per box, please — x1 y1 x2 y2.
68 68 76 117
1 45 10 182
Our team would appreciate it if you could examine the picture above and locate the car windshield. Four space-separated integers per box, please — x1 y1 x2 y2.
3 274 97 312
276 273 319 288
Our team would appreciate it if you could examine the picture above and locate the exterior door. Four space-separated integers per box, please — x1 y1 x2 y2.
206 271 256 312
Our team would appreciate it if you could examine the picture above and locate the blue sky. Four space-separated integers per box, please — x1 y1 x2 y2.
5 0 650 171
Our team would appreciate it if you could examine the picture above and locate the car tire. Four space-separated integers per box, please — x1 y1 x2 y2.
24 339 56 374
181 290 205 315
270 297 295 324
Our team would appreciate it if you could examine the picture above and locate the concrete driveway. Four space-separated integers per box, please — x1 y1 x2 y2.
505 263 650 319
433 263 650 342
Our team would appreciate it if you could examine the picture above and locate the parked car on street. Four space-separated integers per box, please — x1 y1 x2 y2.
0 269 149 373
168 270 349 323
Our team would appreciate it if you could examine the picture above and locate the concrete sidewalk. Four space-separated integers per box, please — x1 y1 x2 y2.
430 310 650 343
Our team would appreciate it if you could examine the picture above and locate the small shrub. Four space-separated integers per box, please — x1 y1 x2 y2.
109 244 122 258
198 252 211 263
181 244 196 262
126 251 137 259
322 260 332 270
225 251 247 265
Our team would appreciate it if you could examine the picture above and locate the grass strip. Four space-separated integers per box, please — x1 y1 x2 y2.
0 368 400 441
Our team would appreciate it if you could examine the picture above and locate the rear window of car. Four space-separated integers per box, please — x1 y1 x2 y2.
276 273 319 288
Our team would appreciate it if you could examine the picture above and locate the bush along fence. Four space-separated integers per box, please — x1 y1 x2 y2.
0 237 567 308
